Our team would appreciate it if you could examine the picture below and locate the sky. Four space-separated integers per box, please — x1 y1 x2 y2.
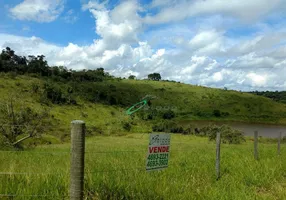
0 0 286 91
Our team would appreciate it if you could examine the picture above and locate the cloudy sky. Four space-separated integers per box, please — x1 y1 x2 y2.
1 0 286 91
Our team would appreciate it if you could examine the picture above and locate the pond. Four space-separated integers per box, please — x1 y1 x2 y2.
181 120 286 138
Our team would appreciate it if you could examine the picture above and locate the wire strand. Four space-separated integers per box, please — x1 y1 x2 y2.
0 148 194 154
0 194 68 198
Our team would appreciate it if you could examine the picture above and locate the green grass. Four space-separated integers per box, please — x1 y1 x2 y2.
0 134 285 200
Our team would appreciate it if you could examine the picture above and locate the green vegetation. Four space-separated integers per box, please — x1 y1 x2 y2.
148 73 161 81
0 47 286 199
1 46 286 148
1 71 286 147
128 75 136 80
250 91 286 104
0 134 285 200
201 125 246 144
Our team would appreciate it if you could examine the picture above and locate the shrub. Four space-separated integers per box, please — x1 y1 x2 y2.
86 126 104 136
152 120 184 133
31 83 39 93
123 122 131 131
128 75 136 80
15 82 21 86
170 126 184 133
43 83 67 104
42 82 76 104
183 127 192 135
204 125 246 144
8 72 17 79
162 110 175 119
213 110 221 117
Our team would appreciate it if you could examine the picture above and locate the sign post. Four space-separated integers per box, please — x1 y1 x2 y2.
146 133 171 171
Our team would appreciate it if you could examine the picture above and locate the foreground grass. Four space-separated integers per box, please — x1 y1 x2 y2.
0 134 285 200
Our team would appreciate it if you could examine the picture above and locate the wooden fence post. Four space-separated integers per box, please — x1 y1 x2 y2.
216 132 221 180
254 131 259 160
70 120 85 200
278 132 282 156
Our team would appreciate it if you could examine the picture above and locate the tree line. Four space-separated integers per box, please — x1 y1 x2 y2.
0 47 162 82
249 91 286 104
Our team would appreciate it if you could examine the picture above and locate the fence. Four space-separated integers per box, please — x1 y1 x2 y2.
0 121 284 199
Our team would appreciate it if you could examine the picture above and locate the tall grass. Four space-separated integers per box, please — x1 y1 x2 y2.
0 134 285 200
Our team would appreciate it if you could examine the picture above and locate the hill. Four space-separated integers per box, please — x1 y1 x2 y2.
1 46 286 146
1 72 286 147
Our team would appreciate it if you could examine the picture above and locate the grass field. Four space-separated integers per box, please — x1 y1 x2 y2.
0 134 285 200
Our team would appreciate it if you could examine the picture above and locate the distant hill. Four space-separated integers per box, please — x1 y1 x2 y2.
1 74 286 142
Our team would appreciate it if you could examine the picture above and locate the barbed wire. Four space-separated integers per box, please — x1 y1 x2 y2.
0 124 60 127
0 171 67 175
86 167 145 173
0 194 68 198
0 147 197 154
0 164 179 176
0 150 70 154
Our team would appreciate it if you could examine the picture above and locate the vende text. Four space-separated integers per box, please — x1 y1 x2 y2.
149 146 169 153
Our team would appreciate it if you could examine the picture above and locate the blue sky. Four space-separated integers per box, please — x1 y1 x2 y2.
1 0 96 45
0 0 286 91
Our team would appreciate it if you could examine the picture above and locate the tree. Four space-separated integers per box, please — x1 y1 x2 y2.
205 125 246 144
128 75 136 80
213 110 221 117
43 82 68 104
148 73 161 81
0 99 50 148
27 55 49 76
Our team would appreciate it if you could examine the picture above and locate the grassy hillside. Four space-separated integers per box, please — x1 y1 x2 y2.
0 134 285 199
0 73 286 146
115 79 286 123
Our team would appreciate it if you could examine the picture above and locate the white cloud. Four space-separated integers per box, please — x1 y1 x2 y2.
1 0 286 91
213 72 223 82
9 0 65 23
150 0 174 8
81 0 108 11
63 9 78 24
0 33 60 56
1 31 286 91
83 1 143 52
246 73 267 87
22 25 30 32
145 0 284 24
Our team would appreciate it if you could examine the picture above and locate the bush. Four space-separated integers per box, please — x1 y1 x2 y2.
86 126 104 136
8 72 17 79
31 83 39 93
203 125 246 144
162 110 175 119
170 126 184 133
128 75 136 80
42 82 76 104
123 122 131 132
183 127 192 135
213 110 221 117
152 120 184 133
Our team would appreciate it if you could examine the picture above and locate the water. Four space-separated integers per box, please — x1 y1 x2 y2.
181 120 286 138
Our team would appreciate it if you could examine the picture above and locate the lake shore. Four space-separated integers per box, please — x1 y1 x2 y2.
179 120 286 138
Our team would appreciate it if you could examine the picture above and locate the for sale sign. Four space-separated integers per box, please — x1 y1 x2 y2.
146 133 171 171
